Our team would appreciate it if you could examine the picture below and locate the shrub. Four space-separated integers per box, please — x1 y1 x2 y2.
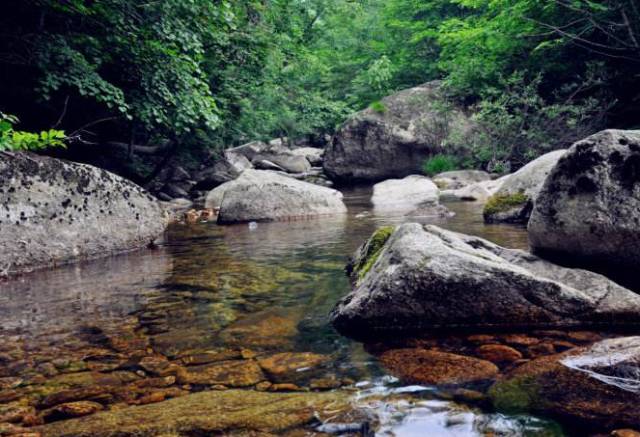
369 101 387 113
422 154 459 176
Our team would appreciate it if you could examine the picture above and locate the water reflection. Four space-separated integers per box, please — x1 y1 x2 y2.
0 185 561 435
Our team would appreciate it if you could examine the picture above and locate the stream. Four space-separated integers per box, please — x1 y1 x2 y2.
1 187 575 435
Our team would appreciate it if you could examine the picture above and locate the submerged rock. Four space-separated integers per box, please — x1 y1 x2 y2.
484 150 566 224
35 389 350 437
0 152 168 276
257 352 328 383
324 81 476 183
331 224 640 338
528 130 640 283
489 336 640 430
176 359 265 387
380 348 499 385
215 170 347 224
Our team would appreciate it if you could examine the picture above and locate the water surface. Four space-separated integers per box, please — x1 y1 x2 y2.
1 187 565 435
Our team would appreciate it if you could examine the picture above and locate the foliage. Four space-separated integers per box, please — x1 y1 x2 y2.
0 0 638 171
369 101 387 114
467 70 608 169
0 113 65 152
422 154 460 176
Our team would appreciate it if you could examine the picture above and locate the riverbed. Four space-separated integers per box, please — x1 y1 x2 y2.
0 187 589 435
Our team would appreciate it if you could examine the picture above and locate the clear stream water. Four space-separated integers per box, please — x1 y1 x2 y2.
1 187 570 436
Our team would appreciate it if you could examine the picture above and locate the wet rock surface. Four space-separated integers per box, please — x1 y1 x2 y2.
529 130 640 285
0 152 168 276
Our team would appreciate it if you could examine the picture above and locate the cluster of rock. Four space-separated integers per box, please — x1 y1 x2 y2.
0 152 169 277
368 329 640 432
330 128 640 432
158 140 348 225
158 139 332 208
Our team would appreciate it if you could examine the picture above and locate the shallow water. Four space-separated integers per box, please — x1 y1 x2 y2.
1 187 569 435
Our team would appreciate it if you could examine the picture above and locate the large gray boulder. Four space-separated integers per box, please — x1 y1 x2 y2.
483 150 566 223
331 223 640 339
528 130 640 281
216 170 346 224
371 175 439 213
324 82 475 183
0 152 168 276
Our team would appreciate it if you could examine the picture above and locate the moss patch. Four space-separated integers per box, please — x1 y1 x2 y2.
488 375 541 413
483 191 529 216
353 226 395 281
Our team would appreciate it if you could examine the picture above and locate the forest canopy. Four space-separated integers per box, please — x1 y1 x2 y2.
1 0 639 170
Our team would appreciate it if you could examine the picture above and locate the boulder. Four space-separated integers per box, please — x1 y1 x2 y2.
227 141 312 174
371 175 440 213
489 336 640 429
226 141 268 161
324 81 476 183
194 151 252 190
433 170 492 190
331 223 640 339
251 150 311 174
290 147 324 166
484 150 566 224
215 170 347 224
440 175 508 202
0 152 168 276
528 130 640 282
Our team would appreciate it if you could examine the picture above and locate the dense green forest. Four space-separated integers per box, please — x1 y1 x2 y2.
1 0 639 172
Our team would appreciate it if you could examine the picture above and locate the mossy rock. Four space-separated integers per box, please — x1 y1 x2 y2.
488 374 542 412
352 226 395 281
483 191 531 223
